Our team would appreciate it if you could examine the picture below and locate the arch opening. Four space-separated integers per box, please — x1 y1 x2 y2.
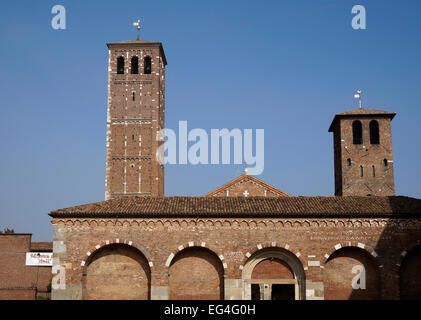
131 56 139 74
242 248 305 300
169 247 224 300
83 243 151 300
352 120 363 145
323 247 380 300
117 56 125 74
369 120 380 144
400 245 421 300
144 56 152 74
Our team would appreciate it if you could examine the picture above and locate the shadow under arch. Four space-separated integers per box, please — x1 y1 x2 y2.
168 246 225 300
400 245 421 300
81 243 151 300
324 246 381 300
371 196 421 299
242 247 306 300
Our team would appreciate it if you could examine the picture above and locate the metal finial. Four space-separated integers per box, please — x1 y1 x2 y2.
133 20 141 40
354 90 362 108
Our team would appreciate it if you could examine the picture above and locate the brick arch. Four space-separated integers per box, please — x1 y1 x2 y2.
167 244 225 300
239 242 305 270
241 245 306 300
323 244 381 300
399 243 421 300
81 239 153 269
396 240 421 267
82 241 152 300
165 241 227 269
322 242 379 265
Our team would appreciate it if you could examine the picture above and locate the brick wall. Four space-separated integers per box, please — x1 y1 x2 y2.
0 235 52 300
399 246 421 300
332 116 395 196
169 247 224 300
323 247 379 300
105 42 165 199
85 244 150 300
251 259 294 279
51 217 421 300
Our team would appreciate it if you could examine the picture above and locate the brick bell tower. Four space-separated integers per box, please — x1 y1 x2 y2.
105 38 166 199
329 107 396 196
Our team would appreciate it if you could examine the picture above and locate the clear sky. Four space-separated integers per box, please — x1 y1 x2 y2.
0 0 420 240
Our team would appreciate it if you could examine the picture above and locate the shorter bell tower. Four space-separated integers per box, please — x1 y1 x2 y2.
329 107 396 196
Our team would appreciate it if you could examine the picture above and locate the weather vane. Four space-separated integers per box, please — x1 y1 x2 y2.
133 19 141 40
354 90 362 108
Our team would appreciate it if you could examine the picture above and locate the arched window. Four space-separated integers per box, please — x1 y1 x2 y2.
131 56 139 74
384 159 388 167
360 165 364 177
372 165 375 177
347 158 351 167
352 120 363 144
369 120 380 144
117 57 125 74
144 56 151 74
132 92 135 101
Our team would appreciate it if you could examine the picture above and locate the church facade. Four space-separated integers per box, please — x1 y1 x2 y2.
50 38 421 300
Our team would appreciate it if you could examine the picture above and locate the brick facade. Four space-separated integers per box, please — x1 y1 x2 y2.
0 234 52 300
50 213 421 300
48 38 421 301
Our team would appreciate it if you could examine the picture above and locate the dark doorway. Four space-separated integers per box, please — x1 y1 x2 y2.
251 284 260 300
271 284 295 300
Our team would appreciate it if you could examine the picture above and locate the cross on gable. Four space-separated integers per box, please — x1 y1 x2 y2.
243 190 249 197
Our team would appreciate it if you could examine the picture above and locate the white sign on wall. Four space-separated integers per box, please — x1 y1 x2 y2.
25 252 53 266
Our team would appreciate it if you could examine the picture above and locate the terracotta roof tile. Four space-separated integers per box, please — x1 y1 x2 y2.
49 196 421 218
336 108 396 117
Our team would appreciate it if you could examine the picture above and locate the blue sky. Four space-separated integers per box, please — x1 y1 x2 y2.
0 0 420 240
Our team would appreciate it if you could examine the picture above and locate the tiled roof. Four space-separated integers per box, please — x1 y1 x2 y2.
329 108 396 132
31 242 52 252
205 174 290 197
49 196 421 218
336 108 396 117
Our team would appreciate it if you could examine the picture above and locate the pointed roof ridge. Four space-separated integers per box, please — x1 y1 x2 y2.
329 107 396 132
204 174 291 197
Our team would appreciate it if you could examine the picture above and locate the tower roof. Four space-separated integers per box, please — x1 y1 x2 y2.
328 107 396 132
106 39 167 65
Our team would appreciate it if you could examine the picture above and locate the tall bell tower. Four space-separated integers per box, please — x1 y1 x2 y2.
329 107 396 196
105 38 166 199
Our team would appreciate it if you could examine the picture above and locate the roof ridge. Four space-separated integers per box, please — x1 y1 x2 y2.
204 174 290 197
